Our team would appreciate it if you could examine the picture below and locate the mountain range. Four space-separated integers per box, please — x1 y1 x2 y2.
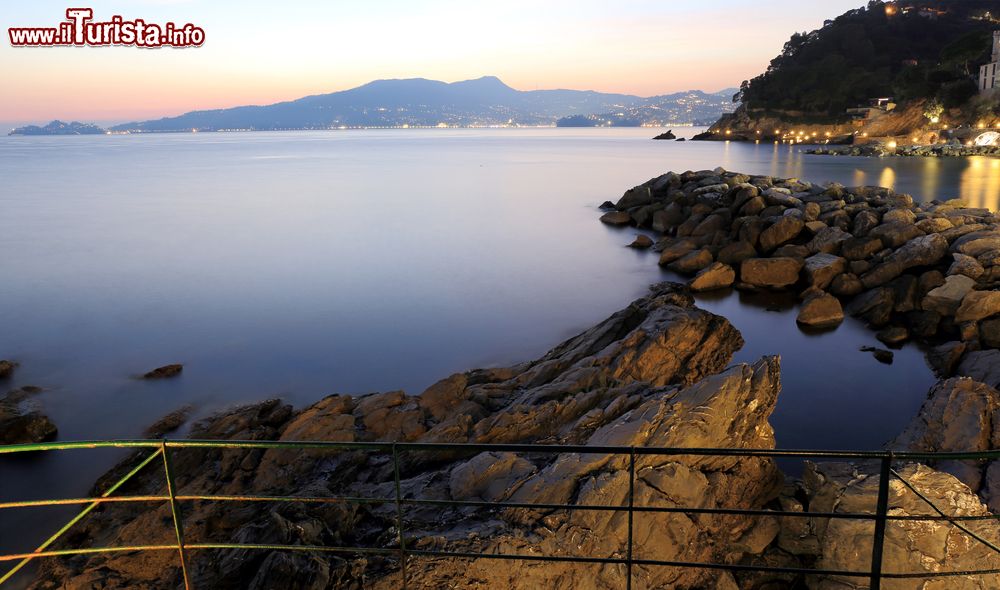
98 76 735 132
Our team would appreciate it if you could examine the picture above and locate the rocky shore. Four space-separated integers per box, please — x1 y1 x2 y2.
14 168 1000 589
805 144 1000 158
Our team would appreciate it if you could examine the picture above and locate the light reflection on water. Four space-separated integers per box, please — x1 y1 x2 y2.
0 128 996 572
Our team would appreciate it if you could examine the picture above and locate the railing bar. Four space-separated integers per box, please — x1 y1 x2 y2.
0 447 163 586
0 496 171 509
392 443 408 590
161 441 191 590
626 447 635 590
869 453 892 590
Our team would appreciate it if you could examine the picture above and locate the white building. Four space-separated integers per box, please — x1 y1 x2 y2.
979 31 1000 95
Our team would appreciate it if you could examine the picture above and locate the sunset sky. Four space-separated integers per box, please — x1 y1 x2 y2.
2 0 866 127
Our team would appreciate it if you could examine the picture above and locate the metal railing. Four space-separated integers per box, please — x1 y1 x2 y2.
2 440 1000 589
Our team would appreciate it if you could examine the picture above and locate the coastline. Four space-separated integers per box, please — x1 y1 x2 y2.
10 165 1000 589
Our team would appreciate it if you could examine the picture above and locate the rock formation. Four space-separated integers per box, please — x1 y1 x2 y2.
29 283 789 590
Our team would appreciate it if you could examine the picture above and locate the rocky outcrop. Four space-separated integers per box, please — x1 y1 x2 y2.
31 283 788 590
142 364 183 380
0 360 17 379
605 167 1000 390
1 386 57 445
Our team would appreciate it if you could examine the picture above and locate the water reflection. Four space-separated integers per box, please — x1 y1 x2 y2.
960 157 1000 210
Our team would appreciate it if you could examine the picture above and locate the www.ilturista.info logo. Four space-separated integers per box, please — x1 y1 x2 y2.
8 8 205 48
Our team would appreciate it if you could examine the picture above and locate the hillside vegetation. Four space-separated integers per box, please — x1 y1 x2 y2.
736 0 998 119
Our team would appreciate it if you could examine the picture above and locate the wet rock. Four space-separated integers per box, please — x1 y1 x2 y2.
796 293 844 329
689 262 735 292
143 405 195 439
614 185 654 210
668 248 713 274
0 386 57 445
599 211 632 226
759 216 804 252
922 274 976 317
0 361 16 380
955 290 1000 323
740 257 804 289
627 234 654 249
876 325 908 347
658 239 696 266
803 253 846 290
860 346 893 364
143 364 183 380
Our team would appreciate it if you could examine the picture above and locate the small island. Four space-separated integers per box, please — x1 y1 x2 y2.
9 120 107 136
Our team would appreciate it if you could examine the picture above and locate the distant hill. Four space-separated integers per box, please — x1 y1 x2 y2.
9 120 106 136
733 0 997 119
108 77 735 132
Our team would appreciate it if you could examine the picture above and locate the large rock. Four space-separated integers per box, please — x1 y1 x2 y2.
759 216 804 252
868 221 923 249
890 377 1000 507
689 262 735 292
803 253 846 290
952 230 1000 257
806 226 851 255
33 284 779 590
658 238 696 266
955 290 1000 323
599 211 632 226
798 462 1000 590
614 185 654 210
922 275 977 317
860 233 948 289
0 360 16 379
668 248 714 274
740 257 804 289
845 287 895 327
0 386 57 445
796 293 844 329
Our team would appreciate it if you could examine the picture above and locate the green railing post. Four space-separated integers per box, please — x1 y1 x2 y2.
869 453 893 590
161 440 192 590
626 447 635 590
392 443 408 590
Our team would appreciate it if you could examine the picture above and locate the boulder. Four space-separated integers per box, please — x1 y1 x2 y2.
143 405 194 439
868 222 923 249
860 233 948 289
740 258 804 289
668 248 714 274
798 462 1000 589
952 231 1000 257
759 216 804 252
628 235 654 249
916 217 953 234
599 211 632 226
689 262 736 292
717 241 758 267
0 360 16 379
806 227 851 254
796 293 844 329
658 239 696 266
980 317 1000 348
773 244 810 260
614 185 654 210
882 208 916 225
948 253 985 280
876 325 908 346
851 210 880 237
845 287 895 327
860 346 894 364
830 273 864 297
840 236 883 261
143 364 183 380
922 274 977 317
652 204 685 231
0 386 57 445
955 290 1000 323
803 253 847 290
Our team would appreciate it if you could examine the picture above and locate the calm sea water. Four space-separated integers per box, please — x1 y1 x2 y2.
0 127 995 565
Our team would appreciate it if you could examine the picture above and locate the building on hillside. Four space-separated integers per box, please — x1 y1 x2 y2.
979 31 1000 95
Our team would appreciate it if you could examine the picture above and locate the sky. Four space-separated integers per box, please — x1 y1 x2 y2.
1 0 867 127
